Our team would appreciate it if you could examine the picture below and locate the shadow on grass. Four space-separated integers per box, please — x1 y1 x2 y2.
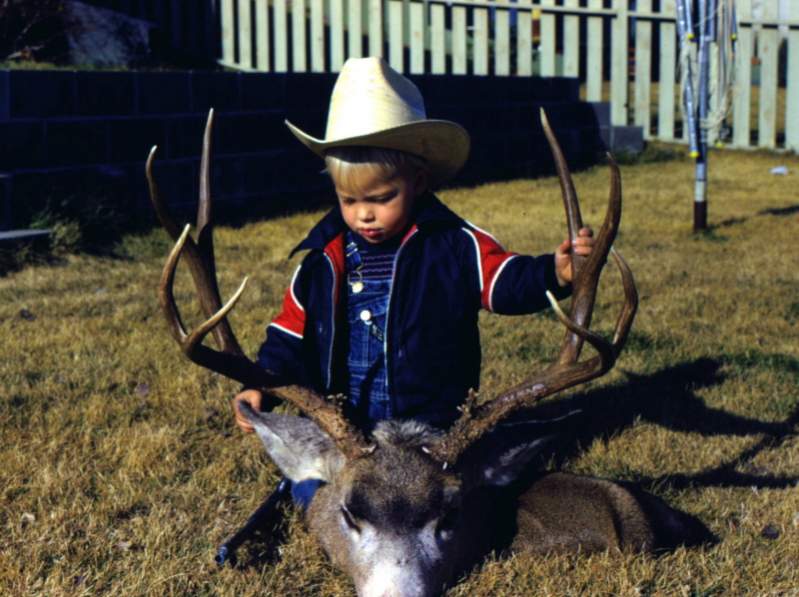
513 354 799 492
698 202 799 235
759 203 799 217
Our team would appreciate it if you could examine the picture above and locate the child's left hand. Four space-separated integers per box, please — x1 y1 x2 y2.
554 227 595 287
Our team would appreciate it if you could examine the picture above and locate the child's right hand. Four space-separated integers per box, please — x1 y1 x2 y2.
232 389 263 433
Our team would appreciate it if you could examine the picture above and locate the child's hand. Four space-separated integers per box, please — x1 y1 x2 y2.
554 227 595 287
232 389 264 433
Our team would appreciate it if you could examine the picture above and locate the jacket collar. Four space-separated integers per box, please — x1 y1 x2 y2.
290 192 463 256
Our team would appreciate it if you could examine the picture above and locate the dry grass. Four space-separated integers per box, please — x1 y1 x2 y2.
2 146 799 595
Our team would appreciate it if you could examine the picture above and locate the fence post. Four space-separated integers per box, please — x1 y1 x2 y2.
495 5 511 76
349 0 364 59
452 5 467 74
586 0 603 101
274 0 288 71
389 0 404 72
312 0 325 72
430 3 446 74
658 0 676 139
610 0 629 126
757 1 778 149
293 0 308 71
787 1 799 151
563 0 579 78
369 0 384 58
410 1 426 74
516 0 533 77
255 0 271 71
473 6 489 75
732 0 751 147
330 0 345 71
634 0 652 138
221 0 235 65
539 0 556 76
237 0 253 69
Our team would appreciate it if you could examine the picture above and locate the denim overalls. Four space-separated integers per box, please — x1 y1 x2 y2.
291 231 397 510
344 231 395 424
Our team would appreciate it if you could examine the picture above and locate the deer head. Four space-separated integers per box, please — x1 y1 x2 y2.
147 109 639 597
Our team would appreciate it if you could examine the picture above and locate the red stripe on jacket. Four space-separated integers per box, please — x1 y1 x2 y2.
466 226 518 312
270 231 347 339
271 265 306 338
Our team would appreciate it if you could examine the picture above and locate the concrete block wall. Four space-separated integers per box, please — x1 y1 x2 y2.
0 69 639 229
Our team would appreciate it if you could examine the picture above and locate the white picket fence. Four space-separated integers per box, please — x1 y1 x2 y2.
218 0 799 151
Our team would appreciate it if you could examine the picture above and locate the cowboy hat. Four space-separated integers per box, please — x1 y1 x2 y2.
285 57 470 186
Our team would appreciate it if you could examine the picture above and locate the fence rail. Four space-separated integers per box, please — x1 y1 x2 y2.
214 0 795 152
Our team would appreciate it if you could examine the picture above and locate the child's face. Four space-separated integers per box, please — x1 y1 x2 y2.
334 169 425 244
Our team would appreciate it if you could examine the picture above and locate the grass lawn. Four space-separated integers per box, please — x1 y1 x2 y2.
1 145 798 595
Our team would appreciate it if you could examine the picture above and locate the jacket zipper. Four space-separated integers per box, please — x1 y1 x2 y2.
323 253 337 390
384 228 419 412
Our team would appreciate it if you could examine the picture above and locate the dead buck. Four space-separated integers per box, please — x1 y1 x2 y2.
147 110 711 597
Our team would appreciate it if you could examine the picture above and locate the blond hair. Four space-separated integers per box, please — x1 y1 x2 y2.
324 147 428 193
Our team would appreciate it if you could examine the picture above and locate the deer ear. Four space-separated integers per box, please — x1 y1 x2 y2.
240 403 346 483
473 437 552 487
457 409 582 487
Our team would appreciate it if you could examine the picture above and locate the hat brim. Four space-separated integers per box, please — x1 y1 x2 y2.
285 119 470 187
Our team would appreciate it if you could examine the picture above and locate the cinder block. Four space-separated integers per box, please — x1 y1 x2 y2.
215 112 289 155
0 71 9 120
165 115 206 159
0 121 46 168
8 70 77 118
75 71 136 116
0 173 11 229
45 120 109 166
146 159 197 211
136 72 191 114
587 102 611 128
284 73 336 110
283 108 326 141
239 151 285 192
610 126 644 154
108 117 167 162
598 126 613 151
240 72 286 111
191 71 242 113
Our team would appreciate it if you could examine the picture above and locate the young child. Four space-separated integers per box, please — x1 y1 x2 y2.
233 56 594 436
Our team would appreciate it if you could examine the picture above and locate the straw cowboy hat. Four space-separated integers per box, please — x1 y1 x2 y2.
285 57 470 186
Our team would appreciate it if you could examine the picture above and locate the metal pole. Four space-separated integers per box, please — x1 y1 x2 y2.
694 0 711 231
676 0 700 157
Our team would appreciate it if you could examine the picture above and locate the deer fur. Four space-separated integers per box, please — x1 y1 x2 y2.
242 405 713 597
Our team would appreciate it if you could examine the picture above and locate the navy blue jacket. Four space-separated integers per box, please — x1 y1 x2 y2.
256 194 570 428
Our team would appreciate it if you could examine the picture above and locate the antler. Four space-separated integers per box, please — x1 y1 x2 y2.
146 109 373 460
427 109 638 465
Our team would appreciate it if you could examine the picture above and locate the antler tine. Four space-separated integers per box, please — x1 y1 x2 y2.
146 111 242 355
609 248 638 351
196 109 216 279
148 116 375 461
158 224 192 344
540 110 622 365
197 109 214 239
426 124 635 466
540 109 583 250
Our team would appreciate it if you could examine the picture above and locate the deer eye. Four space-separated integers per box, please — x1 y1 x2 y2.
436 508 459 539
340 506 361 534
